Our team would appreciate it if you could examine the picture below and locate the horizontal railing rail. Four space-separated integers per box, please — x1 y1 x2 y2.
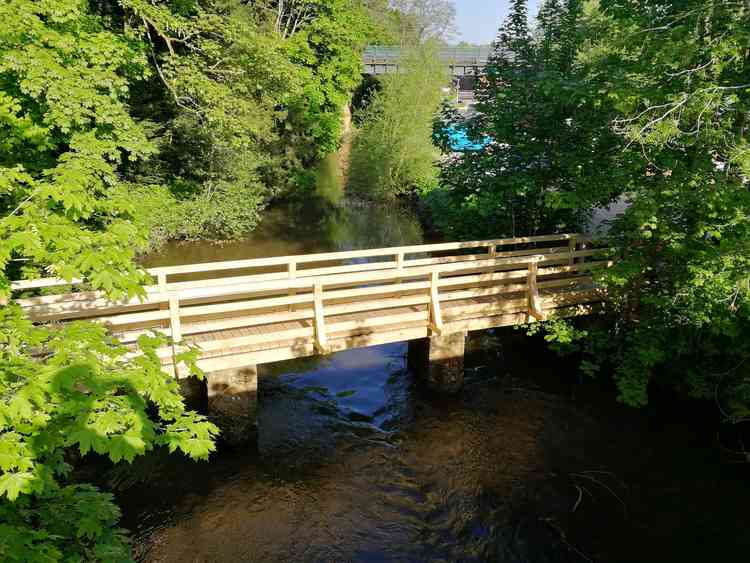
11 233 589 293
363 46 493 64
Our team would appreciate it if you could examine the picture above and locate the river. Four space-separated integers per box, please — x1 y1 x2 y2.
122 158 750 562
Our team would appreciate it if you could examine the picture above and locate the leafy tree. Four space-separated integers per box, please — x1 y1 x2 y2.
428 0 626 239
0 310 218 560
348 44 448 199
389 0 457 45
0 1 385 555
122 0 305 239
0 0 155 293
570 0 750 410
430 0 749 413
281 0 374 160
0 1 218 558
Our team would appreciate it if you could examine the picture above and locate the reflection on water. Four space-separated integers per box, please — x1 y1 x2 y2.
313 153 345 205
142 199 424 269
142 150 424 270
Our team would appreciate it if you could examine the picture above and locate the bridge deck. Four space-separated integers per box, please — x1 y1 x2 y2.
12 234 608 375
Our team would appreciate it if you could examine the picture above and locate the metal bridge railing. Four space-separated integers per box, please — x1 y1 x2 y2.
363 45 492 65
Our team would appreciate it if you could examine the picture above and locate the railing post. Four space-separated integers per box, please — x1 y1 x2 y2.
157 272 167 292
569 236 580 267
396 252 405 270
288 261 297 312
157 272 169 331
487 244 497 259
527 257 545 322
313 282 328 353
429 270 444 335
168 294 187 378
395 252 405 286
578 237 588 265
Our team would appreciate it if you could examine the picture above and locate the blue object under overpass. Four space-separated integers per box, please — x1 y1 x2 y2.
446 126 490 151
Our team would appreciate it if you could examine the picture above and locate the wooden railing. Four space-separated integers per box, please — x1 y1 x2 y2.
11 234 608 373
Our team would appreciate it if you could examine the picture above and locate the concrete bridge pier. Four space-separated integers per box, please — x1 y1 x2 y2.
408 332 467 393
206 366 259 446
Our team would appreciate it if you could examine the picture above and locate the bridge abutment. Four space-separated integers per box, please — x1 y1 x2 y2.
408 332 467 393
207 366 258 446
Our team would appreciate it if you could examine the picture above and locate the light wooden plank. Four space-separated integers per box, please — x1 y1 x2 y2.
193 326 432 371
97 292 316 328
443 303 599 334
443 297 529 319
191 309 429 356
168 295 186 375
192 326 315 354
11 277 84 291
168 296 182 343
16 233 608 380
526 261 545 321
148 246 570 295
23 261 597 330
429 270 444 335
313 283 328 353
288 261 297 312
328 310 428 335
189 303 600 372
157 273 167 293
118 277 588 343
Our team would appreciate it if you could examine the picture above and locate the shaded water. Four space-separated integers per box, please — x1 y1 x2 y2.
121 331 750 563
124 160 750 562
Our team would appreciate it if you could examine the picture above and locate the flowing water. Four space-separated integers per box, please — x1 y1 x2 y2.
122 159 750 562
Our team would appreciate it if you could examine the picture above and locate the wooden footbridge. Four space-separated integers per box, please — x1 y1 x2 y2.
12 234 607 379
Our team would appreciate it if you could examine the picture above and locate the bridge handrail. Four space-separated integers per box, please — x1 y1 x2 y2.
11 233 589 292
12 235 610 373
363 45 492 64
15 254 609 341
16 249 604 313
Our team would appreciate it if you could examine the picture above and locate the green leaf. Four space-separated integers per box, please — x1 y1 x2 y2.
0 472 35 501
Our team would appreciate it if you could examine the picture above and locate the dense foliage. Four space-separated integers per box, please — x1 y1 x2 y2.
123 0 377 241
581 0 750 411
0 0 380 246
432 0 750 413
348 44 448 199
0 311 218 560
427 0 627 238
0 2 222 558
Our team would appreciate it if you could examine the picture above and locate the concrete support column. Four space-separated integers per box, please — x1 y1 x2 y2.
408 332 467 393
207 366 258 446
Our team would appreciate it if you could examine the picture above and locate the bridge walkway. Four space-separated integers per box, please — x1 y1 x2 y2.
13 234 608 376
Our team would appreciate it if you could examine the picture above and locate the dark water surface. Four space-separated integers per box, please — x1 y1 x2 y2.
125 178 750 562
